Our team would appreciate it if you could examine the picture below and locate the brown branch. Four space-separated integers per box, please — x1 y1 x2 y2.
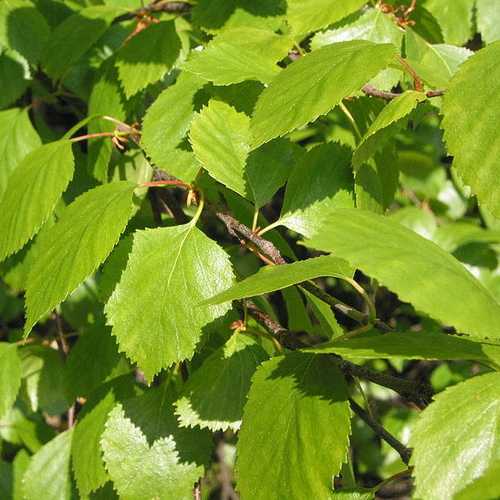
244 301 287 336
340 360 433 408
349 399 412 465
216 212 286 265
114 1 191 23
216 212 393 329
53 313 75 428
362 84 445 101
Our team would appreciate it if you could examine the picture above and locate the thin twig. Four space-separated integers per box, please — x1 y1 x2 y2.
362 84 445 100
341 360 433 408
53 313 75 428
114 0 191 23
217 212 392 329
349 399 412 465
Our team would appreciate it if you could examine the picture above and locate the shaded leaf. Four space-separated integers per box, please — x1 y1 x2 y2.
87 60 125 182
0 49 30 109
66 325 122 399
20 345 70 416
42 5 123 79
184 27 292 85
0 0 50 64
237 353 350 499
117 21 181 99
25 181 136 335
353 91 425 169
246 139 302 209
279 143 354 237
175 333 268 431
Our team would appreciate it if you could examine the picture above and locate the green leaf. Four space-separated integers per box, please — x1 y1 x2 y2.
23 429 74 500
117 21 181 99
88 60 125 182
454 460 500 500
105 223 234 382
442 42 500 218
12 449 30 500
72 376 135 497
66 325 122 399
405 28 473 88
97 234 133 304
304 208 500 339
101 396 208 499
0 49 30 109
312 9 403 50
0 140 74 263
251 40 397 148
0 0 50 64
311 8 404 90
279 143 355 237
246 139 302 209
42 5 123 79
0 107 41 199
190 99 250 197
204 255 351 306
237 352 351 499
25 181 136 335
331 490 374 500
192 0 286 33
424 0 474 45
20 345 70 416
410 372 500 500
141 71 205 183
184 27 292 85
0 343 21 418
175 333 267 431
287 0 366 35
353 91 426 169
476 0 500 44
310 330 500 366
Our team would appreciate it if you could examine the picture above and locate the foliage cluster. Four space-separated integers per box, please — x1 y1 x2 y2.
0 0 500 499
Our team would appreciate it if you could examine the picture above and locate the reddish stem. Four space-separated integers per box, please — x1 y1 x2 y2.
70 132 116 143
142 180 191 189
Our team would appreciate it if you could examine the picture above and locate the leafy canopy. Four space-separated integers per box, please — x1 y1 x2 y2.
0 1 499 499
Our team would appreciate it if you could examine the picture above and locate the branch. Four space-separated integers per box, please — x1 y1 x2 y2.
216 212 287 265
114 1 191 23
349 399 412 465
340 359 433 408
217 212 393 329
362 84 445 101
